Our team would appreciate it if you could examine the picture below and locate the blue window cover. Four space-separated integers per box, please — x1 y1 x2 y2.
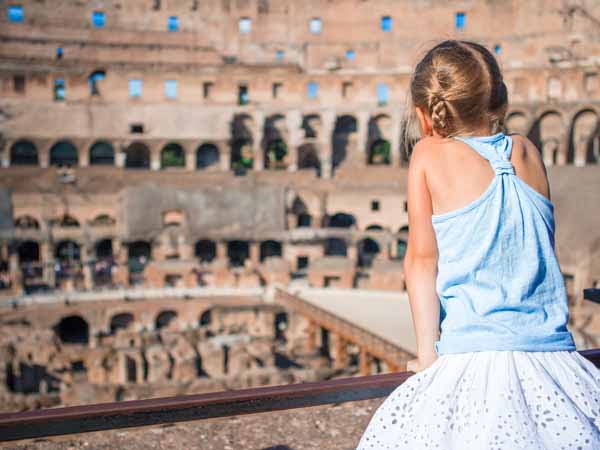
165 80 177 99
309 18 322 34
239 17 252 33
92 11 105 28
376 83 389 105
7 5 24 23
129 79 142 98
494 44 501 54
455 12 466 30
307 81 318 99
346 49 355 60
381 16 392 31
56 47 63 59
276 50 285 60
168 16 179 31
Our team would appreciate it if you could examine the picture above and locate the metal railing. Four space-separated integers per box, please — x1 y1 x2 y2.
0 348 599 442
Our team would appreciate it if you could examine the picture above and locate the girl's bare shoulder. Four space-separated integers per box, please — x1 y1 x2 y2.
508 133 546 171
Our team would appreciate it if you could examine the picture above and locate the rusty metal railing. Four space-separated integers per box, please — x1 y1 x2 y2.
0 348 599 443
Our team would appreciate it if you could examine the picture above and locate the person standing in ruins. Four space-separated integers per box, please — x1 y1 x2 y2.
356 40 600 449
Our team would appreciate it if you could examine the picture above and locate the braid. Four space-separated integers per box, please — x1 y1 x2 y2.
429 93 452 136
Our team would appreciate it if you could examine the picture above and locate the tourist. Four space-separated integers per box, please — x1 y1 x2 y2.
356 40 600 449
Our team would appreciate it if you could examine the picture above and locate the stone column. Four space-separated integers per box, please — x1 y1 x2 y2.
306 321 318 353
359 347 372 376
115 141 127 168
390 109 402 167
1 139 12 168
286 110 302 172
216 240 228 262
253 111 265 171
38 141 53 169
220 146 231 172
41 242 55 287
332 333 350 369
249 241 260 266
356 110 370 167
9 251 21 294
185 143 197 171
150 142 162 171
320 109 335 179
81 246 93 290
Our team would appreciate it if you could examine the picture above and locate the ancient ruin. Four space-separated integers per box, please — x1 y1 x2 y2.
0 0 599 412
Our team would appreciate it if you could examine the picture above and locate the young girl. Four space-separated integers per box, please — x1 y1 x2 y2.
356 40 600 450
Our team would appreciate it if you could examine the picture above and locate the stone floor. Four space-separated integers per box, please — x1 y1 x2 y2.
5 398 384 450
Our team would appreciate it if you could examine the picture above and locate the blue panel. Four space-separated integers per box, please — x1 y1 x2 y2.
168 16 179 31
92 11 105 28
494 44 501 54
239 18 252 33
165 80 177 99
381 16 392 31
56 47 63 59
276 50 285 61
7 5 24 23
455 12 465 30
346 49 355 60
309 18 322 34
54 79 65 101
307 81 319 99
129 79 143 98
377 83 389 105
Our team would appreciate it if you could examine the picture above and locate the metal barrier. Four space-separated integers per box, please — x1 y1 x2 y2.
1 348 599 443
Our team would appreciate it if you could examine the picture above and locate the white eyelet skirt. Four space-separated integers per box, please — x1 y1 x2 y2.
356 350 600 450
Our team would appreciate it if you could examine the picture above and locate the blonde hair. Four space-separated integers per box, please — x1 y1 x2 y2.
403 40 508 153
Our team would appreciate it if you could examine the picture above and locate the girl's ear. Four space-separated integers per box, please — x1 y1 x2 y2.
416 106 433 137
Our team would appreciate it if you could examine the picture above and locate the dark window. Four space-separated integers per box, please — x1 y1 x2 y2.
153 0 161 10
130 123 144 134
342 81 353 98
272 82 282 99
203 81 213 99
371 200 380 211
276 50 285 61
297 256 309 270
88 70 105 96
238 84 249 105
403 200 408 212
13 75 25 93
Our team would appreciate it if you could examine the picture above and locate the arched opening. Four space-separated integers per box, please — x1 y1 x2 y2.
230 138 253 172
10 140 38 166
89 141 115 165
368 139 391 165
199 309 212 327
357 238 380 267
14 215 40 229
55 240 81 262
274 312 288 342
260 240 282 262
110 313 134 334
124 142 150 169
18 240 40 264
297 213 312 227
297 143 321 176
327 212 356 228
49 141 78 167
125 356 137 383
528 111 564 165
505 112 529 136
88 70 106 96
90 214 116 227
395 239 407 260
302 114 322 139
366 224 384 231
227 240 249 267
264 139 288 170
195 240 216 263
161 143 185 169
94 239 113 286
324 238 347 256
54 315 89 344
128 241 151 280
57 214 80 228
155 310 177 330
196 143 220 169
569 109 600 165
332 115 357 172
231 114 254 172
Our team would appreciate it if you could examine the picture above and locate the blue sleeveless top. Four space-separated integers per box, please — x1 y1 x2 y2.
432 132 576 355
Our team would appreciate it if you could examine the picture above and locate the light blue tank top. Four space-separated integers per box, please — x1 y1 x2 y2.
432 132 576 355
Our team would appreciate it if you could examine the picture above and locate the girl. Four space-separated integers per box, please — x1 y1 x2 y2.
356 40 600 450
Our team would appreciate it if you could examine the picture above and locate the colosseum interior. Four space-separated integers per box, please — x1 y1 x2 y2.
0 0 599 427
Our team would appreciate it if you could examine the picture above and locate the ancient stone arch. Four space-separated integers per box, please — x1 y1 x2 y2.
196 143 220 169
569 109 599 166
529 110 565 165
505 111 531 136
89 141 115 165
124 142 150 169
10 140 38 166
161 142 185 169
49 140 78 166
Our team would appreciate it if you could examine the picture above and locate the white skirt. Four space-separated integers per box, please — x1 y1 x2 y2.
356 351 600 450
